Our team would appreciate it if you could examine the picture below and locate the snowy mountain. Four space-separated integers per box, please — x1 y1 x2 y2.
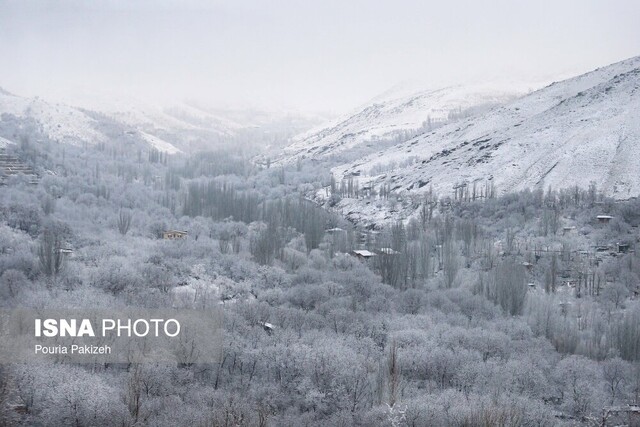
0 89 111 147
59 95 327 153
56 91 327 138
0 88 188 154
0 89 324 155
67 94 243 135
278 82 538 165
324 56 640 225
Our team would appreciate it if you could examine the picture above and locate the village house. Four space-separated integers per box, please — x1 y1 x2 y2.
376 247 401 256
0 148 38 185
259 321 275 335
350 249 376 260
325 227 345 235
617 242 631 254
601 405 640 426
163 230 188 240
597 215 614 224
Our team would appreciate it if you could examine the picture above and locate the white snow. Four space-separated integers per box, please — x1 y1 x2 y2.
302 57 640 224
278 82 541 165
0 92 108 145
139 131 182 154
323 56 640 225
50 91 326 139
41 90 239 135
352 249 376 257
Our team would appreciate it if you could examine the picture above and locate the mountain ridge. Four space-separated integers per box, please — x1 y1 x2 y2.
278 82 539 165
321 55 640 225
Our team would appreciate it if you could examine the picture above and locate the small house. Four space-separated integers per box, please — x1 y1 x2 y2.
597 215 613 224
259 322 275 335
376 248 401 256
163 230 188 240
617 242 631 254
601 405 640 426
350 249 376 260
325 227 345 234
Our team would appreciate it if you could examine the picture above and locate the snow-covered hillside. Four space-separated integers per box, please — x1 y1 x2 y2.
73 96 242 135
279 82 538 165
138 131 182 154
0 136 14 148
0 89 109 146
325 56 640 225
60 92 326 139
0 89 324 155
0 88 186 154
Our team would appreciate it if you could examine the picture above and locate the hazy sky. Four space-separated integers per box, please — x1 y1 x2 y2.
1 0 639 114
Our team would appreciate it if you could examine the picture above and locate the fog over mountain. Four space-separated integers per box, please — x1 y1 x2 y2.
2 0 640 114
278 80 547 166
318 56 640 226
2 2 640 427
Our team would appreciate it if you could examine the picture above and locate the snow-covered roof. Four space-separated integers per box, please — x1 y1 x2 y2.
326 227 345 233
352 249 376 257
377 248 400 255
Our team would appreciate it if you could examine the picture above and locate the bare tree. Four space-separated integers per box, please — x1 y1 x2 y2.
481 259 527 315
387 340 400 407
37 229 64 277
219 233 230 254
602 357 629 404
442 240 459 288
117 209 133 235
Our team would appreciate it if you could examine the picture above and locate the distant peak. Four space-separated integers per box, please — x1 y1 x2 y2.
0 86 16 96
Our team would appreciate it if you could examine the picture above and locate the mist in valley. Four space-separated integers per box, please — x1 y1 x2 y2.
1 1 640 426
